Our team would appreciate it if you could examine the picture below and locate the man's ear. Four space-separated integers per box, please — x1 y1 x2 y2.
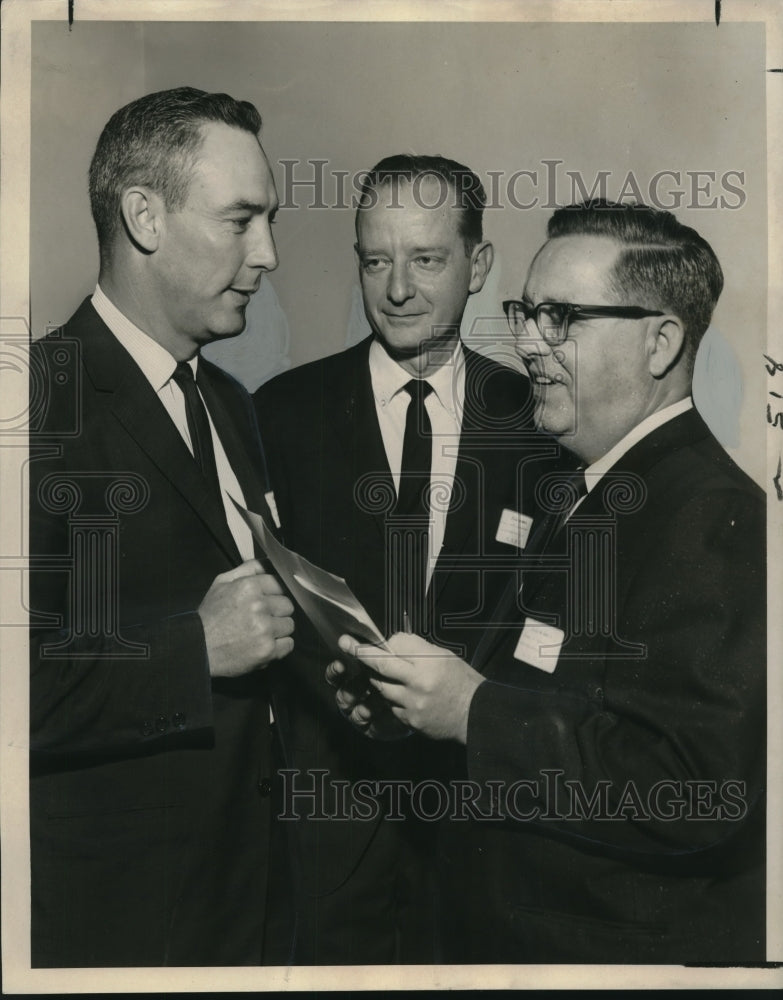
648 315 686 378
468 240 494 294
120 187 163 253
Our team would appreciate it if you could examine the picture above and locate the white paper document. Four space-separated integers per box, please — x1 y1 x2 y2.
232 499 387 653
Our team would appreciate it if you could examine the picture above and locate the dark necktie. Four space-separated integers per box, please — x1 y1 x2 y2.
396 379 433 516
525 469 587 556
171 361 223 504
391 379 433 634
543 466 588 550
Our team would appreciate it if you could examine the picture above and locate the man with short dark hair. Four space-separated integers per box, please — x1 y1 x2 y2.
337 200 765 963
29 87 295 966
254 154 551 963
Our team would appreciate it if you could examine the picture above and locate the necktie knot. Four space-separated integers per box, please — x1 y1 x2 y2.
403 378 433 405
172 360 196 388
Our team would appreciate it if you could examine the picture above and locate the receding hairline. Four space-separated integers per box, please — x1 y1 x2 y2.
525 235 646 306
355 172 470 207
546 232 674 252
354 173 482 255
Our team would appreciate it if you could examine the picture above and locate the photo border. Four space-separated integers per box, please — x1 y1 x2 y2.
2 0 781 992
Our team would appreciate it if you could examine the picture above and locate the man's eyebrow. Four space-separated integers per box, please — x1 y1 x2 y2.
221 200 275 214
358 245 452 256
410 245 451 255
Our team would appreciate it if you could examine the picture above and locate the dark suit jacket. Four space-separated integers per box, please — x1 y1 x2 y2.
29 299 282 967
254 336 560 961
437 408 766 964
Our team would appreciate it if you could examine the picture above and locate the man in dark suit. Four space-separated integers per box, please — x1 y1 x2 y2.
336 200 766 964
29 87 295 967
254 155 553 963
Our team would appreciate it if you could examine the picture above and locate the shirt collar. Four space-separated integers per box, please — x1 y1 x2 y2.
92 284 196 390
368 335 464 414
584 397 694 492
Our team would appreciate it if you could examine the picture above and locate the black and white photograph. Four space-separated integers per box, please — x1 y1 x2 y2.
1 0 781 992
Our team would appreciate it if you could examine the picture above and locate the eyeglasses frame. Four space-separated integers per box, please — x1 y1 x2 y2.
503 299 665 346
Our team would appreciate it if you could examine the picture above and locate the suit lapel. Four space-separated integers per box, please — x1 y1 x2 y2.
197 362 276 533
432 348 521 605
433 349 483 587
469 487 564 672
335 338 395 546
470 473 603 672
471 406 710 672
71 300 242 564
608 405 711 481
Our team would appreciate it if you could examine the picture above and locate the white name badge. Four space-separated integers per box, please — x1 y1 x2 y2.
264 491 282 530
495 508 534 549
513 617 565 673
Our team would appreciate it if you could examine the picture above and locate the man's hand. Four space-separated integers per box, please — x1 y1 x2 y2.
199 560 294 677
337 633 484 744
325 658 411 741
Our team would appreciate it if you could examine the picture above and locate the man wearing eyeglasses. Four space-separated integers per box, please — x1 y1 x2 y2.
334 200 765 963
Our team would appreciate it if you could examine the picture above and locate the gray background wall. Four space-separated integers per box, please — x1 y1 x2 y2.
30 20 767 483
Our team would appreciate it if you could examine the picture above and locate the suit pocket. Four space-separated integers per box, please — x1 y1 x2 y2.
40 802 186 856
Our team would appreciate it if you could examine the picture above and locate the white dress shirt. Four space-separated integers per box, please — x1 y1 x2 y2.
566 397 694 520
91 285 254 560
583 397 694 494
368 337 465 587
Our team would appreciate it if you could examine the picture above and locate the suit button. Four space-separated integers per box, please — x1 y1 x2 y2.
172 712 186 729
141 720 153 736
258 778 272 797
155 716 168 733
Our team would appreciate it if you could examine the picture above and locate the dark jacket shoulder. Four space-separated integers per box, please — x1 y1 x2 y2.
254 336 532 421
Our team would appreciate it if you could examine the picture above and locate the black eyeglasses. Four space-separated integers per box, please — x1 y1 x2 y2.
503 300 665 346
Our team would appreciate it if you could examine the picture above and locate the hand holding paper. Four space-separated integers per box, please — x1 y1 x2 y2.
230 497 388 654
325 657 412 741
336 632 485 744
198 559 294 676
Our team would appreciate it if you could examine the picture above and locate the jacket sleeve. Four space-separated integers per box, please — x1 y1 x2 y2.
465 487 766 859
28 342 216 759
29 497 215 758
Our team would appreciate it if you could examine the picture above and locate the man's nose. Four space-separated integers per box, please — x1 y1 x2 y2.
386 259 414 304
246 221 279 272
513 318 553 359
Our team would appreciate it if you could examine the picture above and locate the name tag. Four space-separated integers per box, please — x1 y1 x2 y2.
495 508 533 549
513 617 564 673
265 491 281 529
